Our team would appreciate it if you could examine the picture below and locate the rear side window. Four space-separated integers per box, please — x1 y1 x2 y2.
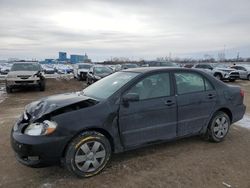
175 72 205 94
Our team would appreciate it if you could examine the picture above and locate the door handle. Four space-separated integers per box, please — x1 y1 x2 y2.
207 94 215 99
164 100 175 106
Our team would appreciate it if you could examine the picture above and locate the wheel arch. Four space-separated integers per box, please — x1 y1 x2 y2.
61 127 115 158
213 72 223 77
214 108 233 123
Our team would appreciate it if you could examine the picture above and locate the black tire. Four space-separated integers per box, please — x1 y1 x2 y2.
229 79 235 82
65 131 111 178
247 74 250 81
86 77 90 85
214 73 222 80
206 112 230 142
39 81 46 91
6 85 12 93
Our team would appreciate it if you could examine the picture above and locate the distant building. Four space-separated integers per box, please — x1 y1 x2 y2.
70 54 89 63
59 52 67 61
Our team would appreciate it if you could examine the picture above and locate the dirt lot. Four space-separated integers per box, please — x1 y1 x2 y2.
0 79 249 188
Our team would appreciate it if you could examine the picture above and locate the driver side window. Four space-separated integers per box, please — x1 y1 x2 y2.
127 73 171 100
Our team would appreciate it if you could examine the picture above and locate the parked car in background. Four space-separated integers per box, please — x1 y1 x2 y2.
87 65 113 84
193 63 240 81
121 63 138 69
54 64 73 74
73 63 93 80
5 62 45 93
41 64 55 74
143 61 179 67
11 67 245 177
231 65 250 80
0 63 12 75
183 63 195 68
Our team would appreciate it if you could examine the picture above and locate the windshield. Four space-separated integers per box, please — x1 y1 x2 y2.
11 63 41 71
83 72 139 99
94 66 113 74
79 64 92 69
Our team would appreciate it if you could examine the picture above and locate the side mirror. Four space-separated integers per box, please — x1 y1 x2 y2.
122 93 139 103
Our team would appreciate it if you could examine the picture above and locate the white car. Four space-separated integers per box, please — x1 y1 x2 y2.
73 63 93 80
5 62 45 93
193 63 240 81
231 65 250 80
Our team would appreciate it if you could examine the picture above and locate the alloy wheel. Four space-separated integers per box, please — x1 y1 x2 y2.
213 116 229 138
74 141 106 173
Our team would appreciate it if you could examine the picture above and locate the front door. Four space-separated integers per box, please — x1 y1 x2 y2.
119 72 177 147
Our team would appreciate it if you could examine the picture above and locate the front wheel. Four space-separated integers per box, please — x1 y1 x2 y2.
65 131 111 178
206 112 230 142
39 81 46 91
6 85 12 93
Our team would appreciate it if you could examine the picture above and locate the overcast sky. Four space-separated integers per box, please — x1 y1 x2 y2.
0 0 250 61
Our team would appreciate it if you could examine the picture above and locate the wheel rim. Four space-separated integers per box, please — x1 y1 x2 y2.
213 116 229 138
75 141 106 173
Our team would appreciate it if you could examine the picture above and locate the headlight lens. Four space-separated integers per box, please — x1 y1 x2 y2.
95 75 101 80
24 120 57 136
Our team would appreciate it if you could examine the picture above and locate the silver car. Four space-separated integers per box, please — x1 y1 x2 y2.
5 62 45 93
231 65 250 80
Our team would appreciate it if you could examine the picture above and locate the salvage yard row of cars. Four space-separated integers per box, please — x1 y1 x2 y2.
2 61 250 93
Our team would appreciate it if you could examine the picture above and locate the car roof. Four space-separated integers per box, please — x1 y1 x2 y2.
122 67 199 73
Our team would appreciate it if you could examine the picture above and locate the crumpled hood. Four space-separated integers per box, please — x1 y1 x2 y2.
25 92 95 120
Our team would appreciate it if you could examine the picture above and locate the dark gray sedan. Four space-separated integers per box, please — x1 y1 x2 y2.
11 67 246 178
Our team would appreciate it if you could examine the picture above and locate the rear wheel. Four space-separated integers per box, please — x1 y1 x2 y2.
229 78 235 82
206 112 230 142
247 74 250 81
65 131 111 178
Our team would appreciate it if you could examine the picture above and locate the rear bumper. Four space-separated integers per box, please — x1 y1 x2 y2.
231 104 246 123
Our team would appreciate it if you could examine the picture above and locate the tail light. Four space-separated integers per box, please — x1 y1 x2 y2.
240 89 244 97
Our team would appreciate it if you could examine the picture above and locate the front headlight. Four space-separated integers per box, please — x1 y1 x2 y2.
24 120 57 136
95 75 101 80
6 74 16 79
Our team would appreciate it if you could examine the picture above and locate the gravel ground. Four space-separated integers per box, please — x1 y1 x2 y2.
0 79 249 188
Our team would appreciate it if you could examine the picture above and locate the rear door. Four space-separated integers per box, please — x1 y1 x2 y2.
174 71 217 136
119 72 177 147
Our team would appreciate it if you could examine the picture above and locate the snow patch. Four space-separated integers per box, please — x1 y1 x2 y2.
235 113 250 129
40 183 53 188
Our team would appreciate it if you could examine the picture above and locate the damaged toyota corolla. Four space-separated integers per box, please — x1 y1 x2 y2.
11 67 246 177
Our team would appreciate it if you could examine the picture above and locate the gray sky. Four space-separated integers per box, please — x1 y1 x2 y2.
0 0 250 61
